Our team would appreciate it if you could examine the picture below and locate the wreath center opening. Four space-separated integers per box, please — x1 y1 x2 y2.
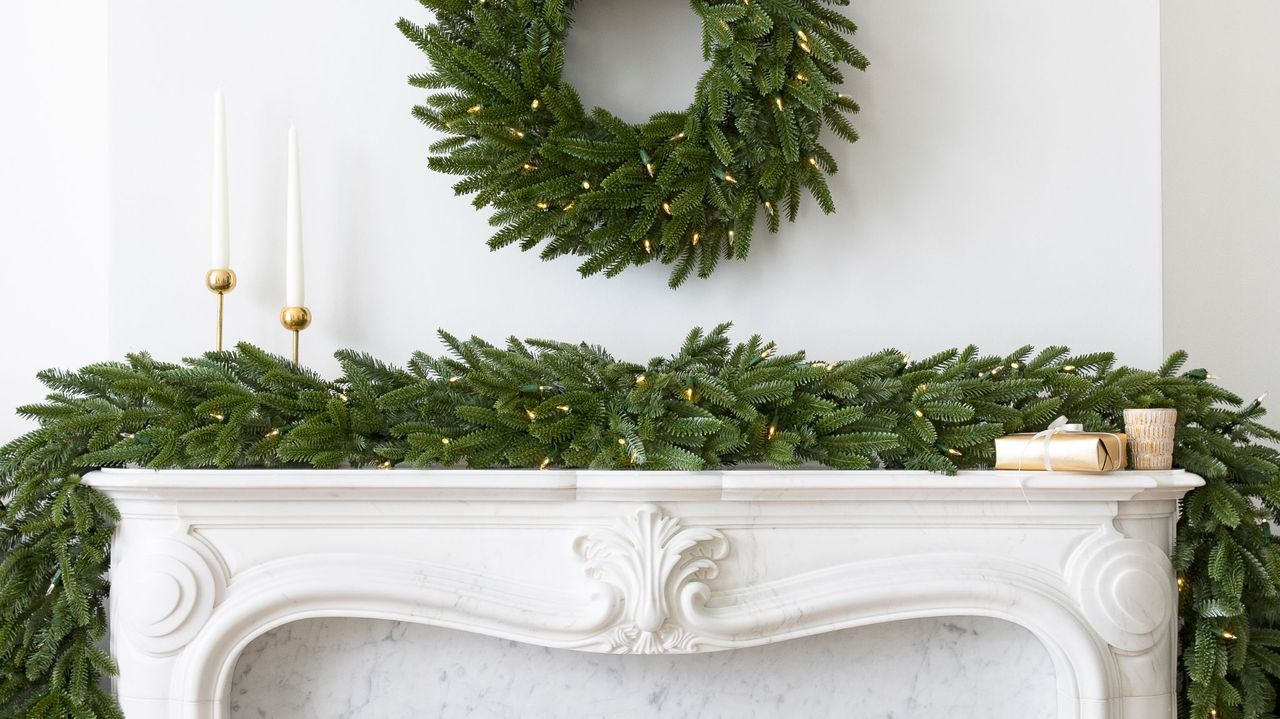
563 0 708 124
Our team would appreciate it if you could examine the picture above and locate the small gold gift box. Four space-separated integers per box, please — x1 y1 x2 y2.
995 427 1127 473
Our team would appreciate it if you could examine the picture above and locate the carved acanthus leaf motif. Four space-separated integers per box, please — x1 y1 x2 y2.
574 504 728 654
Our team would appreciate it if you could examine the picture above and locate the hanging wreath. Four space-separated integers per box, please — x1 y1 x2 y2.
398 0 867 287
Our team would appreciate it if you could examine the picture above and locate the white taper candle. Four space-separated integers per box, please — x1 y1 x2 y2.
285 125 305 307
211 91 230 268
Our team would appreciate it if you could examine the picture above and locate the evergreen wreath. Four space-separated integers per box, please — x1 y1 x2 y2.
3 326 1280 717
397 0 868 287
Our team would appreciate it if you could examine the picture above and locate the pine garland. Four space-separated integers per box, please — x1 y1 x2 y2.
2 325 1279 718
398 0 868 287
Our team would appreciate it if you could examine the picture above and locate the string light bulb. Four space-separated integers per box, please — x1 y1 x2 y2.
691 232 700 246
684 387 695 401
914 409 924 418
557 405 570 413
508 127 525 138
1177 576 1186 591
662 202 673 215
582 180 591 190
618 437 627 446
902 354 911 365
764 200 775 215
795 72 808 82
767 425 778 440
379 460 392 470
947 448 962 457
808 156 819 168
669 131 685 141
728 230 735 244
1010 361 1022 369
1222 630 1237 640
266 428 280 438
536 201 549 209
775 97 784 111
449 376 462 383
441 437 451 445
540 457 551 470
526 409 537 420
467 105 482 114
1062 365 1077 373
530 98 540 109
210 413 225 421
644 239 652 253
635 374 646 385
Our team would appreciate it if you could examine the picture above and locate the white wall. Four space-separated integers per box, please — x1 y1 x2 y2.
0 1 111 441
100 1 1162 716
106 0 1164 375
2 0 1167 715
1162 1 1280 414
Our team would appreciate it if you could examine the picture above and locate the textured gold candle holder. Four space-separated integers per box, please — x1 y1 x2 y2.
1123 408 1177 470
280 306 312 365
205 269 237 351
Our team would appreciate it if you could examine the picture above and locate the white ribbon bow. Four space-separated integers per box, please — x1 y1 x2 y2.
1017 416 1084 472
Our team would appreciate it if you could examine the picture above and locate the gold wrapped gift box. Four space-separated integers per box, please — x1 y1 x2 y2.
994 431 1127 472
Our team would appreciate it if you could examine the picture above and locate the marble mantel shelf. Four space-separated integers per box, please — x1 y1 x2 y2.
88 468 1202 719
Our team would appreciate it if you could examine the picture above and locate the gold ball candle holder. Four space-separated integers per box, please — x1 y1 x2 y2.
280 306 312 365
205 269 237 351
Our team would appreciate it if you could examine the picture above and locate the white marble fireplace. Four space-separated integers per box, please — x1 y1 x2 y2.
88 468 1200 718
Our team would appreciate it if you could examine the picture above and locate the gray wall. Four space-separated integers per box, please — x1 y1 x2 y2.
1163 1 1280 415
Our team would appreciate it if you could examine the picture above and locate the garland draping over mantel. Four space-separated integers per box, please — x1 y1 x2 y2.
1 325 1276 718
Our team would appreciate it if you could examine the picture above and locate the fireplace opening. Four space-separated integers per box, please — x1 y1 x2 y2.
230 616 1055 718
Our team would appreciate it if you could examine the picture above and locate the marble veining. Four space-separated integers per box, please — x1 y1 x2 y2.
230 617 1055 719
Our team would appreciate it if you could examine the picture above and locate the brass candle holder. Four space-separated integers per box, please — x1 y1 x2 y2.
280 306 312 365
205 269 237 351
